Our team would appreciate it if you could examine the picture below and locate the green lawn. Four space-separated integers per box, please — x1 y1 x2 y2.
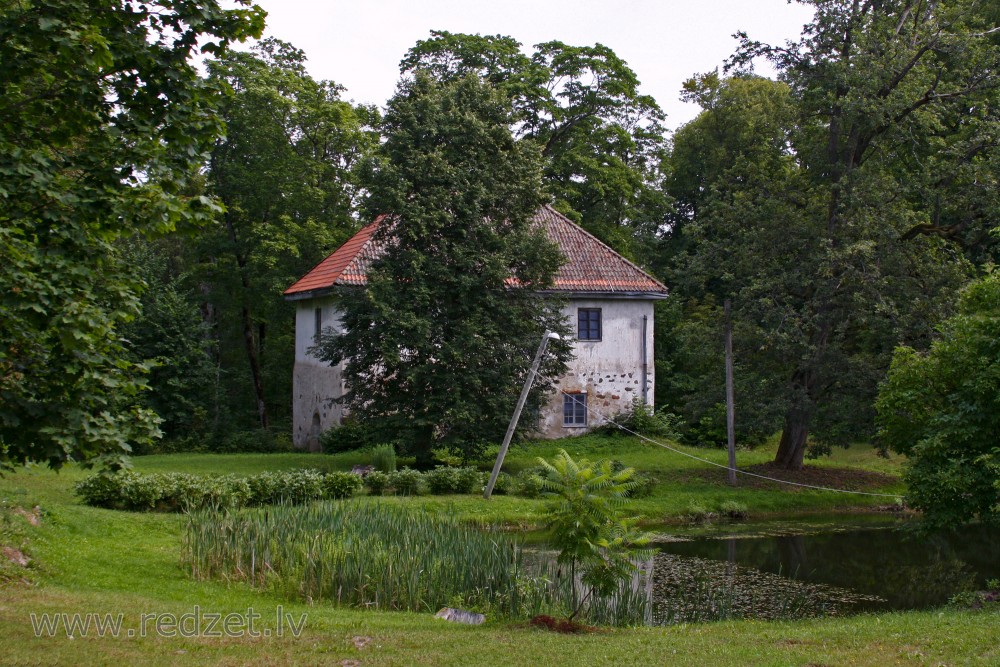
128 436 905 526
3 439 994 666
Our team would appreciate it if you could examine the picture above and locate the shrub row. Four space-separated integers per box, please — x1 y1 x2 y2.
359 465 656 498
362 467 547 497
77 462 648 511
75 469 362 512
138 430 297 456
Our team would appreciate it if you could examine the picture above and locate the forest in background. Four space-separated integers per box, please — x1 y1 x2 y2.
2 1 998 512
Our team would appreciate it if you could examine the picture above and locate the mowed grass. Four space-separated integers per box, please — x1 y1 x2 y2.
7 436 907 527
4 437 987 667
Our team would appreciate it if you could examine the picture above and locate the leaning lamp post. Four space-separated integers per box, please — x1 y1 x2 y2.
483 330 560 499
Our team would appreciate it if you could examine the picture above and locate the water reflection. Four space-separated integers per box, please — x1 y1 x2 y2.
655 520 999 611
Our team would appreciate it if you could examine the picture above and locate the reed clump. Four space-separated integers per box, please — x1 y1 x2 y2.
184 500 652 625
186 501 541 617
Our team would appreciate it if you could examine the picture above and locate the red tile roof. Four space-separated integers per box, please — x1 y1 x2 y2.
284 205 667 297
283 216 384 295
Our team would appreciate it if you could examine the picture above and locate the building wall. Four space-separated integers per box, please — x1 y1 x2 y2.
291 295 657 448
292 296 345 450
535 298 656 439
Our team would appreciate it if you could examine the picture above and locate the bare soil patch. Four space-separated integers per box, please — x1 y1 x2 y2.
2 546 30 568
12 506 41 526
528 614 597 634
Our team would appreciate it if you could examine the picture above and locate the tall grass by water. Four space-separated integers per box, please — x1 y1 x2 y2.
185 501 536 617
184 500 651 624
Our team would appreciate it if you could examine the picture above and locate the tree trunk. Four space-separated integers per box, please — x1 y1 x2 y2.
568 584 593 623
774 403 810 470
223 211 269 430
241 302 269 430
774 406 809 470
774 365 816 469
412 423 436 470
774 315 831 470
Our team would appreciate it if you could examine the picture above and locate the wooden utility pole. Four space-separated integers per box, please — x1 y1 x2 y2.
724 299 737 486
484 331 558 499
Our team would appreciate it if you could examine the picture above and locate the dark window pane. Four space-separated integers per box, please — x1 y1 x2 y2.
578 308 601 340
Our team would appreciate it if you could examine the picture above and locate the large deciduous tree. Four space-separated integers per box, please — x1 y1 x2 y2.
655 74 804 446
200 38 375 432
400 31 671 259
877 272 1000 527
317 73 572 463
0 0 263 469
669 0 998 468
118 237 218 447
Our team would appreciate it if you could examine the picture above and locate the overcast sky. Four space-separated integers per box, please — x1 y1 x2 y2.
238 0 815 131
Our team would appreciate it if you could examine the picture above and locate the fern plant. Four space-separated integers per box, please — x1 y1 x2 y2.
536 449 653 621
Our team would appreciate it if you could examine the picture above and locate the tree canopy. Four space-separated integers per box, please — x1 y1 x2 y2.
401 31 670 258
0 0 264 469
316 73 572 463
198 38 375 431
877 272 1000 527
662 0 999 468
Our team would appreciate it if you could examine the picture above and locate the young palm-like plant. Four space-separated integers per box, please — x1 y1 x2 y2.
537 449 653 621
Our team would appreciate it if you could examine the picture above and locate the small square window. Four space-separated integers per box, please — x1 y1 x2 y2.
563 393 587 427
578 308 601 340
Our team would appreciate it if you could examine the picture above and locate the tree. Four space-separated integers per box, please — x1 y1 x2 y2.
0 0 264 469
317 73 572 463
400 31 671 259
661 73 795 269
656 75 802 445
669 0 999 468
200 38 375 431
876 272 1000 528
119 238 218 447
537 450 652 621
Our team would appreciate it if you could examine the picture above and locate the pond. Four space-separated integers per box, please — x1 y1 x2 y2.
648 514 1000 622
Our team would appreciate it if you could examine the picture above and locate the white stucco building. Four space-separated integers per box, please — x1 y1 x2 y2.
283 205 668 450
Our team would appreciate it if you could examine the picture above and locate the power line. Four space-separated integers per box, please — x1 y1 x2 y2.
537 372 903 500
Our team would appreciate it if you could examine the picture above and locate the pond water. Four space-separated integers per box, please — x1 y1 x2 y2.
651 514 1000 615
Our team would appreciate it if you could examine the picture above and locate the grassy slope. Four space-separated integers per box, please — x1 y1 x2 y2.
2 439 995 666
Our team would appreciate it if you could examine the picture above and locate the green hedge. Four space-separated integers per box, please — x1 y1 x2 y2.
75 469 358 512
76 465 547 511
424 466 483 495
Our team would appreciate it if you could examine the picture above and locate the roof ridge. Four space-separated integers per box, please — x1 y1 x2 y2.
539 204 668 292
285 206 669 297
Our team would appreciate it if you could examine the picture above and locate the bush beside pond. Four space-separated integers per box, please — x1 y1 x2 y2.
76 469 353 511
75 464 548 511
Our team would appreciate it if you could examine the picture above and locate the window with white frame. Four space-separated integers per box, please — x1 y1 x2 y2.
563 393 587 427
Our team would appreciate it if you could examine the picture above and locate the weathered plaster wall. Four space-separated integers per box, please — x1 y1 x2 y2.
292 297 345 450
291 295 657 447
535 298 655 439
